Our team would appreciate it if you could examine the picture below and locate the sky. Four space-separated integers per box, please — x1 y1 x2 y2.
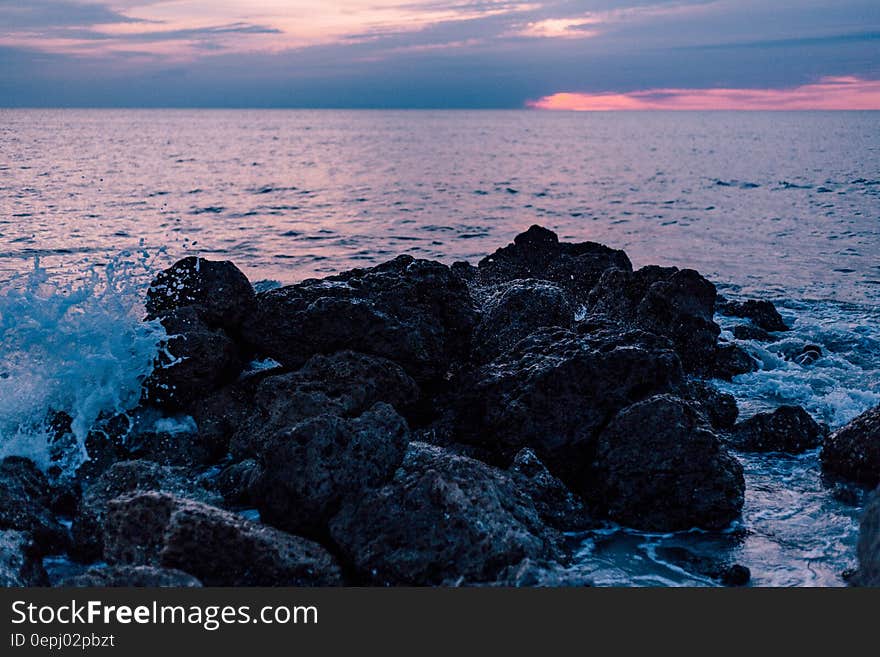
0 0 878 108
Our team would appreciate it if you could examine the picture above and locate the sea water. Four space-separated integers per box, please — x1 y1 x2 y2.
1 109 878 586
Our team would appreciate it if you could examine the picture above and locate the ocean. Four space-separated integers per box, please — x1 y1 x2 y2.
1 109 879 586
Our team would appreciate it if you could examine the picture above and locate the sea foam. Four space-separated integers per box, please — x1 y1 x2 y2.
0 251 165 473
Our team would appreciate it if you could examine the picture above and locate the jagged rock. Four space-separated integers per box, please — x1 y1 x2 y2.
717 298 788 332
594 395 745 531
146 257 256 333
713 342 759 380
0 530 48 587
329 442 562 585
491 559 593 587
230 351 418 458
241 256 476 384
473 279 575 362
457 325 682 490
70 460 221 563
253 403 410 536
822 405 880 486
683 380 739 430
104 492 342 586
730 405 825 453
587 265 720 373
475 225 632 298
144 307 242 410
508 448 593 530
731 324 775 342
60 565 202 588
0 457 68 555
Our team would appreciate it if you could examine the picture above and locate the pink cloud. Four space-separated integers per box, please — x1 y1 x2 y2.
528 76 880 111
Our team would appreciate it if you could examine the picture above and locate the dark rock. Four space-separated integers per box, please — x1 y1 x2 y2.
587 265 720 373
60 566 202 588
241 256 477 384
70 460 221 563
0 457 69 555
230 351 418 458
683 380 739 430
144 307 242 410
0 530 48 587
329 442 562 585
215 459 263 507
473 279 575 362
146 256 256 333
730 405 825 453
253 403 410 536
713 342 759 380
594 395 745 531
731 324 774 342
104 492 342 586
509 448 593 530
822 405 880 486
853 491 880 586
458 325 682 491
475 225 632 299
654 546 750 586
76 413 133 479
782 344 823 366
717 298 788 332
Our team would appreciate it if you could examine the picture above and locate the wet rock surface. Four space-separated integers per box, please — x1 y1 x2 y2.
729 405 825 454
853 490 880 586
822 404 880 486
60 565 202 587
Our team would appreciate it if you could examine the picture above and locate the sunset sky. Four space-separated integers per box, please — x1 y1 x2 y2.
1 0 878 108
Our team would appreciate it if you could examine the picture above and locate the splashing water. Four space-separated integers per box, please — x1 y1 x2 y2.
0 251 165 474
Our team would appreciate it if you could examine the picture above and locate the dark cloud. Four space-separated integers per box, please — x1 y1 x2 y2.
0 0 145 29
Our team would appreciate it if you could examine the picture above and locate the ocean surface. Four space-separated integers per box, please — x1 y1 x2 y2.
1 109 879 586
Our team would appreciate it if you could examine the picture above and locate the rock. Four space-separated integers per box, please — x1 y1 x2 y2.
70 460 221 563
683 380 739 430
144 307 242 410
730 405 825 453
0 457 69 555
475 225 632 299
717 298 788 332
731 324 774 342
587 265 720 373
654 546 750 586
241 256 477 384
594 395 745 531
60 566 202 588
0 530 48 587
822 405 880 486
782 344 823 366
146 256 256 333
215 459 263 507
508 448 593 530
230 351 419 458
253 403 410 536
472 279 575 362
713 342 759 380
329 442 562 585
853 490 880 586
458 325 682 491
104 492 342 586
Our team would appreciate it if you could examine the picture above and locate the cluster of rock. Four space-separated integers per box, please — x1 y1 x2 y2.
3 225 879 587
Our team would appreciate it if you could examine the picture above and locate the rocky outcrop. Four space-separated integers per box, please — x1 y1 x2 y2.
852 490 880 586
508 448 593 530
457 325 683 490
329 442 562 585
471 225 632 298
717 298 788 332
104 492 342 586
253 403 410 537
70 460 221 562
0 530 48 587
241 256 477 385
594 395 745 531
729 406 825 453
821 405 880 486
0 457 69 555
